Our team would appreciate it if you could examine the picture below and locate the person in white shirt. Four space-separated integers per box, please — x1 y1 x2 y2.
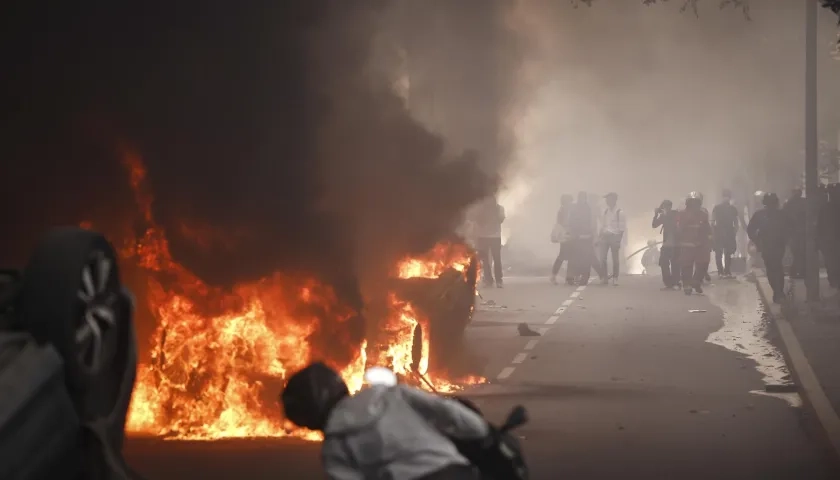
599 192 626 285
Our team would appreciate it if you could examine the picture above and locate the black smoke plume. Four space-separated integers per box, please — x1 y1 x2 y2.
0 1 521 356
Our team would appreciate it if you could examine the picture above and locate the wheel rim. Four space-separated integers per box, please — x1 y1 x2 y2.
75 250 118 375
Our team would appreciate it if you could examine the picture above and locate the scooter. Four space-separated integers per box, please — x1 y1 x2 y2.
364 367 530 480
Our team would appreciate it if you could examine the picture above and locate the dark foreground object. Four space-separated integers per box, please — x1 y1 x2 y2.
1 227 140 479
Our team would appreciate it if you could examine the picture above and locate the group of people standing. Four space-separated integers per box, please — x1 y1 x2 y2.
648 190 741 296
644 184 840 303
550 191 627 286
750 184 840 302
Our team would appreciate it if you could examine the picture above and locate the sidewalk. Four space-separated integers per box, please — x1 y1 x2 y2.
754 271 840 455
784 277 840 414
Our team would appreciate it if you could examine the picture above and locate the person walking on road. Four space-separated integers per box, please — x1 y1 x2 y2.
567 191 606 286
747 192 789 303
653 199 680 289
782 188 806 279
712 189 739 279
599 192 626 286
677 192 712 295
475 196 506 288
550 194 574 285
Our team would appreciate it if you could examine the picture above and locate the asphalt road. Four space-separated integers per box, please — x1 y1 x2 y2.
124 274 840 479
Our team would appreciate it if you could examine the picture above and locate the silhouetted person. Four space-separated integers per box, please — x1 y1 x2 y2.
712 189 739 278
782 188 806 279
818 183 840 289
698 192 713 284
550 194 575 285
748 193 789 303
567 191 605 285
653 199 679 289
598 192 626 285
677 192 712 295
475 197 505 288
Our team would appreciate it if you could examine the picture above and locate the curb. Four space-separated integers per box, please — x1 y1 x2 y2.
753 273 840 458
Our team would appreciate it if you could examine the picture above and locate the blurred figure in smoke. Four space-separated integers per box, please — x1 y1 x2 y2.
697 193 713 284
550 194 575 285
598 192 626 286
652 199 680 289
475 196 506 288
640 239 660 276
818 184 840 290
567 191 606 285
782 188 806 279
748 193 789 303
712 189 739 279
677 192 712 295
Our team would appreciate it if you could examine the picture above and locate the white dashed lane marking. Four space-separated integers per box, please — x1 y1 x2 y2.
495 284 587 381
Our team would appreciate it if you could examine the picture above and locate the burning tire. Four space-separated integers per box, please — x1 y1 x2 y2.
19 227 135 397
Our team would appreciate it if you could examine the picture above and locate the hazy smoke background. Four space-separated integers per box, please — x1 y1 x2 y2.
496 0 840 272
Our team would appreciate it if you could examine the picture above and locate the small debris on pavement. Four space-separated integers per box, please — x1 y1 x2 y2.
617 424 625 431
764 384 797 393
625 306 633 310
518 323 540 337
530 355 538 360
688 309 707 313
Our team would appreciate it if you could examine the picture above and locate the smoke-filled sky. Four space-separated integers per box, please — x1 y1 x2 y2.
497 0 840 265
0 1 520 314
1 0 839 284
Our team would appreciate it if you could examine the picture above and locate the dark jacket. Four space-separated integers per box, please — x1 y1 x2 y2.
747 208 789 255
782 197 807 235
652 210 678 247
568 202 595 238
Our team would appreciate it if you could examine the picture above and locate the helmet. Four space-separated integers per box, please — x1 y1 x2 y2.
762 192 779 208
280 362 349 431
686 192 702 208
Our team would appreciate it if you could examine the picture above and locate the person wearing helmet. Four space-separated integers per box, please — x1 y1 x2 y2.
281 362 489 480
712 189 740 279
747 192 789 303
676 192 712 295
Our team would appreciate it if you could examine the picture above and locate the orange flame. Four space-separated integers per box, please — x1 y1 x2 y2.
110 149 482 441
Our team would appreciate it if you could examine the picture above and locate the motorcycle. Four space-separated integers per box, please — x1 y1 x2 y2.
363 367 530 480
